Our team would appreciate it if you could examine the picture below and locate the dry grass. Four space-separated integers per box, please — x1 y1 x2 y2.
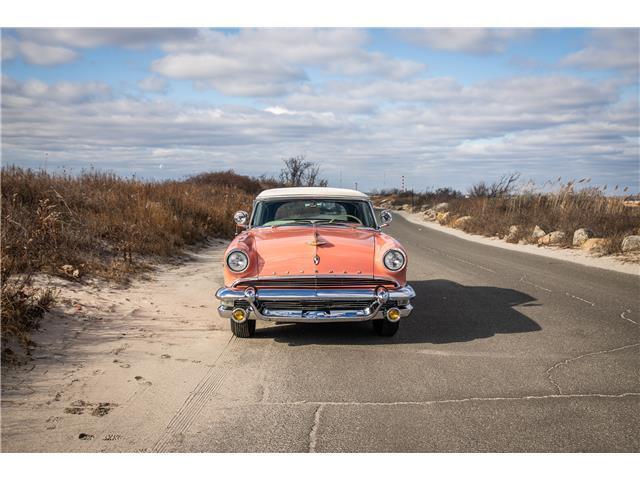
374 182 640 255
1 166 260 350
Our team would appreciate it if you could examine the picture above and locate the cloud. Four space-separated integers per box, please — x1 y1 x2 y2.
1 37 78 66
561 28 639 72
138 76 168 94
399 28 532 54
16 28 199 49
2 77 111 105
152 52 307 97
2 29 200 67
151 28 424 97
2 72 636 191
1 36 18 61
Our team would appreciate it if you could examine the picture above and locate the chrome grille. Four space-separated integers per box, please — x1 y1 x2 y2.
233 299 398 311
233 276 398 289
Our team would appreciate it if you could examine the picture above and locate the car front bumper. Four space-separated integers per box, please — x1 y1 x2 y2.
215 285 415 323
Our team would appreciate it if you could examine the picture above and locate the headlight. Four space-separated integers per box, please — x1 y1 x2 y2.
383 249 405 271
226 250 249 272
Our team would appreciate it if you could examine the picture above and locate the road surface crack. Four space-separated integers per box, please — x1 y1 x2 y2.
308 404 324 453
621 309 638 326
261 392 640 408
545 342 640 394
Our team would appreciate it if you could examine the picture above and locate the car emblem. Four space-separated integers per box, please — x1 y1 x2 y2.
313 254 320 265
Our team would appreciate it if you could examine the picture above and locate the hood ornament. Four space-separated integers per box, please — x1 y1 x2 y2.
306 226 327 247
313 254 320 265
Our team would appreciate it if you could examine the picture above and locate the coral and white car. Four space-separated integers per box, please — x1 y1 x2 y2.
215 187 415 337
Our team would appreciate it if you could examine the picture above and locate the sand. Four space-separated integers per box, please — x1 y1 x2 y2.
1 239 235 452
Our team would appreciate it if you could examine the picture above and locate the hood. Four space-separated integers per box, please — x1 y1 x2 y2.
249 226 376 277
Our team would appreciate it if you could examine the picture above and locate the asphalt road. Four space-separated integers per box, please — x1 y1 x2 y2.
165 214 640 452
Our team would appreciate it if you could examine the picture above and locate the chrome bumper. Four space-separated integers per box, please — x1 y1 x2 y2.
215 285 415 323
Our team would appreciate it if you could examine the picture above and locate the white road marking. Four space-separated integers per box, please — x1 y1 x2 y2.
621 310 638 325
519 275 552 293
565 292 595 306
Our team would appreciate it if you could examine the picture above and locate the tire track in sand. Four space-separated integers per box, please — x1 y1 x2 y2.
151 335 239 452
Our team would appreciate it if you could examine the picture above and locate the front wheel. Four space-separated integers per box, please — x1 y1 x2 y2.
373 318 399 336
230 319 256 338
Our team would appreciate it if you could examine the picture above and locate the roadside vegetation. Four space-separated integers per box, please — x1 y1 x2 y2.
372 174 640 256
1 158 327 352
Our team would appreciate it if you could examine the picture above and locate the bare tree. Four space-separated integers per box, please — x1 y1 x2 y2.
279 156 328 187
468 172 521 198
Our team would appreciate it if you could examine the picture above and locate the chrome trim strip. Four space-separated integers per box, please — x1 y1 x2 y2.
217 304 413 323
230 275 401 288
215 284 415 323
216 285 415 302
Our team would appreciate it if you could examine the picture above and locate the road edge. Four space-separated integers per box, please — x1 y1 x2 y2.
396 210 640 277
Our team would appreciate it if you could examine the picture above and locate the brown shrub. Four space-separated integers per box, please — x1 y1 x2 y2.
445 187 639 254
372 183 639 255
1 166 261 347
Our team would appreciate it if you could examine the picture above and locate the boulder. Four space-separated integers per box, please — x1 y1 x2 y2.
453 216 472 228
538 231 566 246
433 202 450 212
572 228 595 247
621 235 640 252
61 264 74 275
400 203 411 211
581 238 606 253
506 225 520 243
532 225 546 239
423 209 437 221
436 211 450 225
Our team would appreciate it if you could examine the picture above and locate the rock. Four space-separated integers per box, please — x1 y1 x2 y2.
581 238 606 252
453 216 472 228
433 202 450 212
531 225 546 239
436 212 450 225
61 264 74 275
572 228 595 247
621 235 640 252
538 231 566 245
423 209 437 221
399 204 411 211
506 225 520 243
72 269 80 278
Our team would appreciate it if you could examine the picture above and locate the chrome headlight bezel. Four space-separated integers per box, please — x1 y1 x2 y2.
383 249 406 271
226 250 249 273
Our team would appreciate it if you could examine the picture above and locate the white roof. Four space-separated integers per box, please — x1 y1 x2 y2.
256 187 369 200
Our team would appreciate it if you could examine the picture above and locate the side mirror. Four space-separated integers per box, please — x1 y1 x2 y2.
234 210 249 226
380 210 393 228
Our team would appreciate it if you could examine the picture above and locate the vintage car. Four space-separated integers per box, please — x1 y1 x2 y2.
215 187 415 337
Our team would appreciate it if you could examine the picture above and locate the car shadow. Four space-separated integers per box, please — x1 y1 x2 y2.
255 279 542 346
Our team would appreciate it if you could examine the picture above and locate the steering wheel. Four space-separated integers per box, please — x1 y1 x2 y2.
329 214 362 225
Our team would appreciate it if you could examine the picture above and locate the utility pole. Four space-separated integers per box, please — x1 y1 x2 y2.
355 182 358 191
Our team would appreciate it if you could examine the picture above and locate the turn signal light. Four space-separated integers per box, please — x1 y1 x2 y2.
232 308 247 323
386 308 401 322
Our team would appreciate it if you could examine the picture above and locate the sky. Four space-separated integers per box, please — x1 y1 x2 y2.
1 28 639 192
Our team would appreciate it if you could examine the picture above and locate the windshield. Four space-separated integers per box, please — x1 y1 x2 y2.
251 199 377 228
